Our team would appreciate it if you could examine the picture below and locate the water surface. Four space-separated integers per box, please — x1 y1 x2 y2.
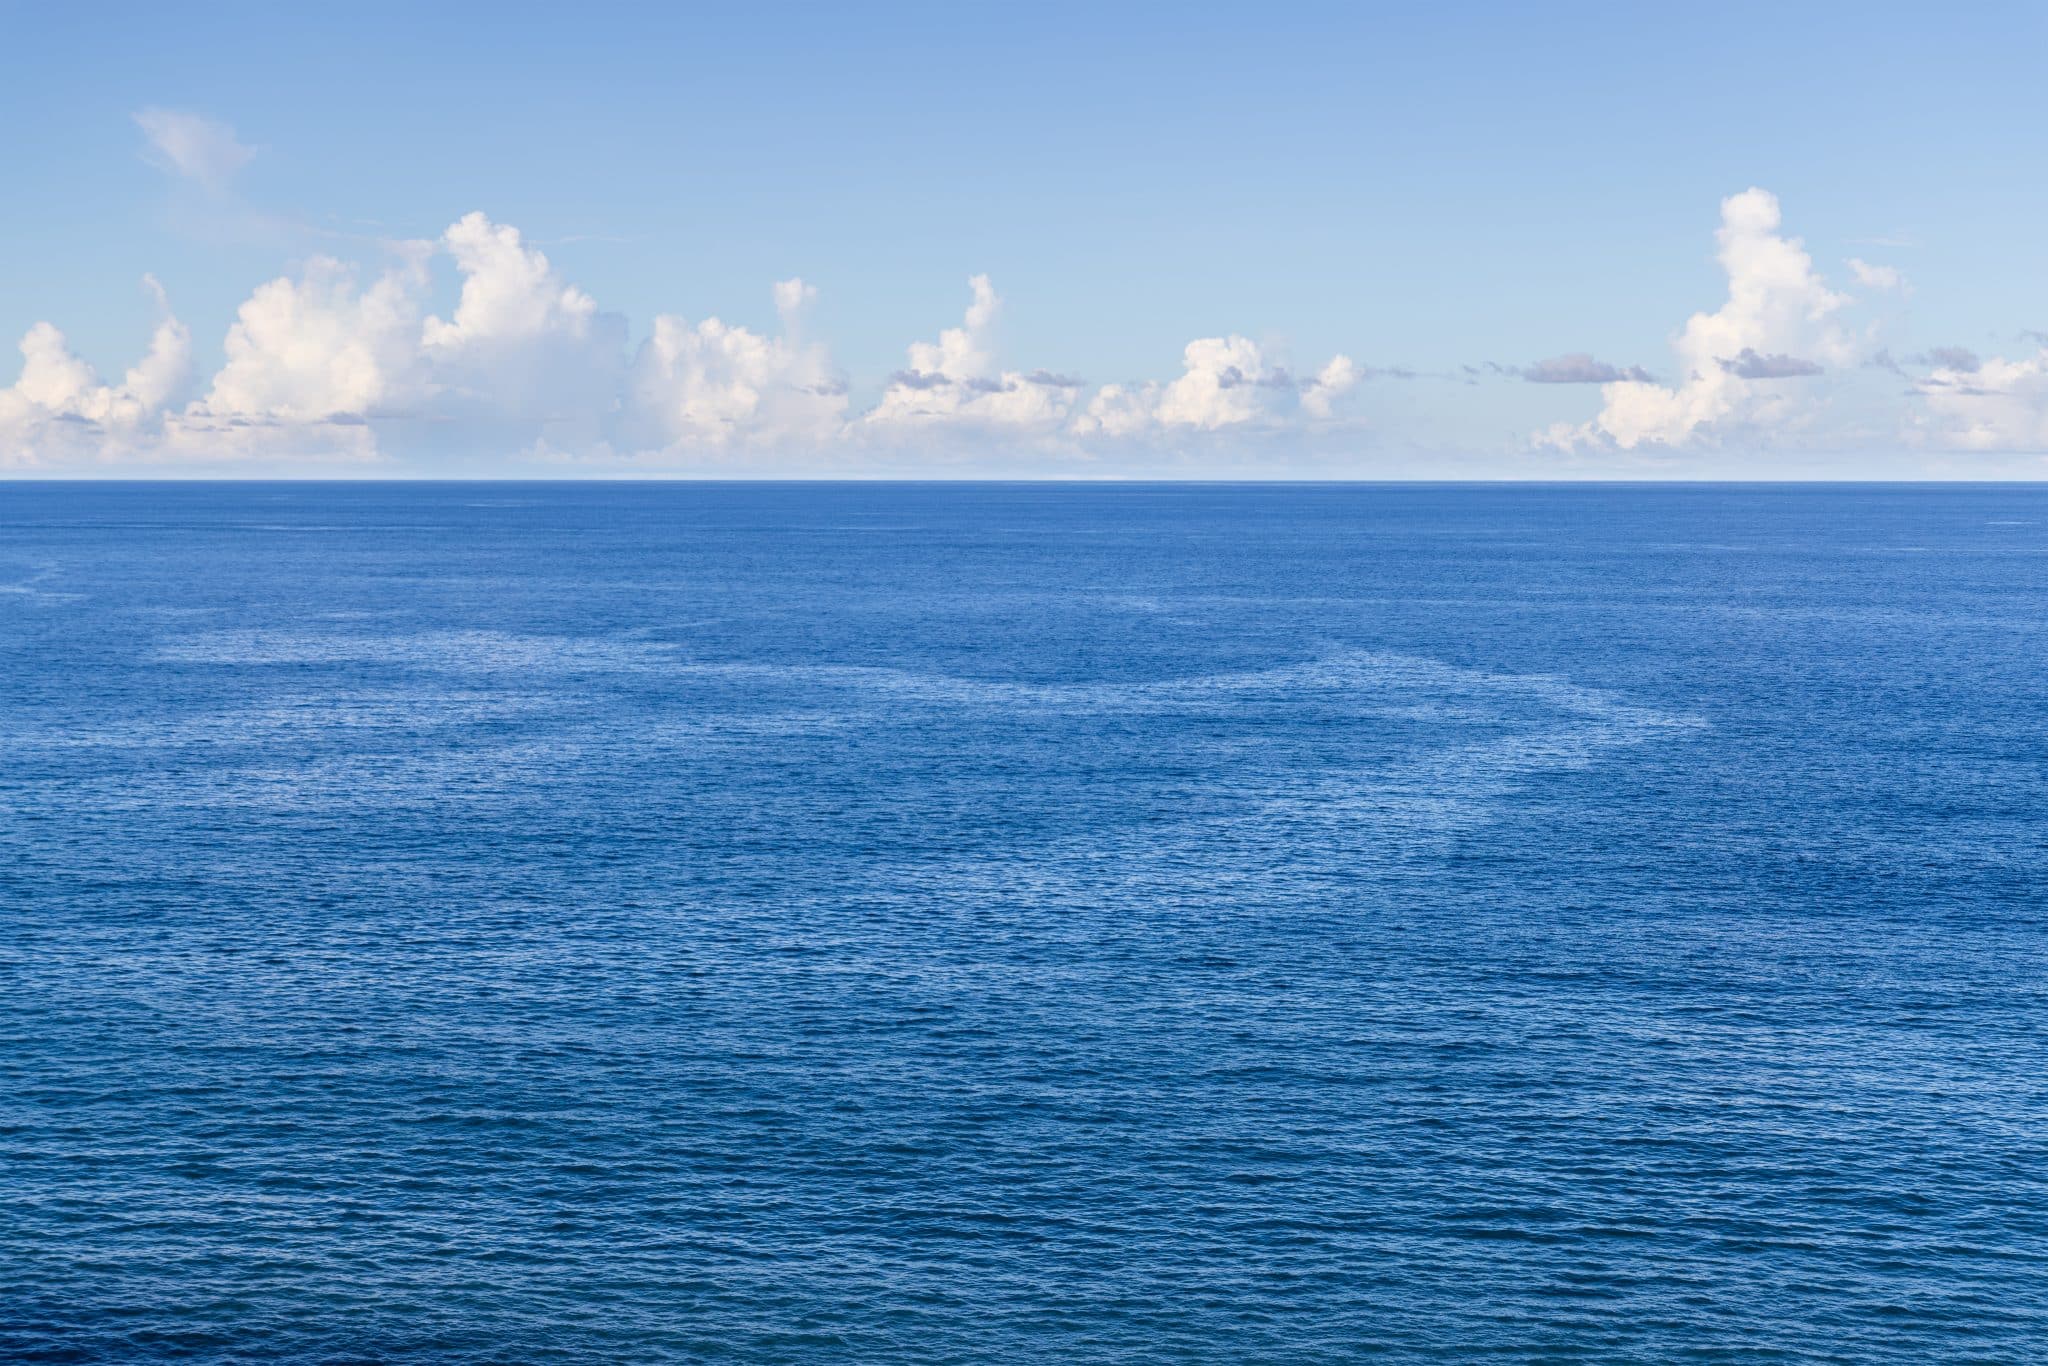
3 483 2045 1360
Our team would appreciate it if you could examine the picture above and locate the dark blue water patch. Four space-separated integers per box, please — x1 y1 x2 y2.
2 482 2046 1361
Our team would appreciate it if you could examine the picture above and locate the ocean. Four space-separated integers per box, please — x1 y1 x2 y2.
3 482 2045 1361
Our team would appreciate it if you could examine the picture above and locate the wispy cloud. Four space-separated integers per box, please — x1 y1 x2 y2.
133 108 255 190
1513 354 1653 384
1847 258 1906 291
1719 348 1825 380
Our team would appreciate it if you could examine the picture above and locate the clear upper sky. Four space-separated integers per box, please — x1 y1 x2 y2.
4 0 2046 477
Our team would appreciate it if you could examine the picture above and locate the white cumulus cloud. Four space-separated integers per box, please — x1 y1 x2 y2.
198 253 429 422
864 276 1082 431
168 214 629 461
1911 345 2048 450
618 278 846 452
1299 354 1363 419
422 213 599 353
163 251 430 464
1545 188 1855 451
0 280 191 469
1072 336 1360 436
421 213 624 427
2 213 1376 471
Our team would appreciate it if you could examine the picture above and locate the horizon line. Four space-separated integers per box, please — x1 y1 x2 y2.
7 476 2048 488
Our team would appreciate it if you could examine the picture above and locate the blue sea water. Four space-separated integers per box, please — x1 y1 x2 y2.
2 482 2046 1362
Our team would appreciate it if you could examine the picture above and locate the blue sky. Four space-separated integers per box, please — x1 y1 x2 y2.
4 0 2047 476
